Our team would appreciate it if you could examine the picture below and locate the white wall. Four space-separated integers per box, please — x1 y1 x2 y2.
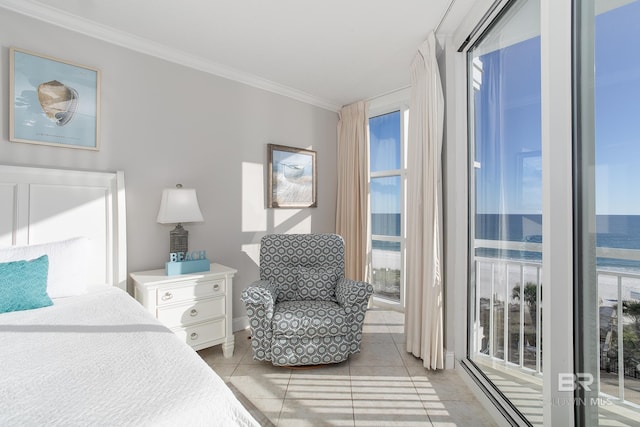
0 9 339 325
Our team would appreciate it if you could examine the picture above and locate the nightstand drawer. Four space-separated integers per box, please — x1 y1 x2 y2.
156 279 225 305
156 296 225 328
173 319 225 347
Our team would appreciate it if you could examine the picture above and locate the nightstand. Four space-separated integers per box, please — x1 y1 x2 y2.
131 263 237 357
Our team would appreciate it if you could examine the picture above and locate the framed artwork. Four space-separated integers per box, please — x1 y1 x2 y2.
267 144 317 208
516 150 542 211
9 47 100 150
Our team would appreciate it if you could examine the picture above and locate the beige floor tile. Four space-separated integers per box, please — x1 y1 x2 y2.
206 363 236 381
391 332 406 345
197 339 250 366
349 364 410 378
398 346 430 369
229 363 291 400
361 322 391 335
408 367 477 402
289 371 350 382
349 340 405 367
245 398 284 426
361 309 392 335
351 366 420 403
363 308 391 323
238 345 267 365
360 330 396 345
426 400 498 427
285 384 352 400
287 364 352 400
278 398 355 427
385 318 405 335
353 399 431 426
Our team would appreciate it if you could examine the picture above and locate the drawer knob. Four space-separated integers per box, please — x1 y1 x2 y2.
190 308 198 317
213 283 220 291
162 292 173 301
190 332 199 341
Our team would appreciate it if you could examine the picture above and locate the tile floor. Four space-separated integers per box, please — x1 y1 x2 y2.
198 308 498 426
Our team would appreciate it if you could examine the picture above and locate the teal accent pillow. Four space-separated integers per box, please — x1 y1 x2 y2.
0 255 53 314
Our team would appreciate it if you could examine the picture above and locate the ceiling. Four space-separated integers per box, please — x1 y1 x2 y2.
0 0 474 111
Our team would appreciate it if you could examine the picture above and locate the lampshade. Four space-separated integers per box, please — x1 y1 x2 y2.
157 186 204 224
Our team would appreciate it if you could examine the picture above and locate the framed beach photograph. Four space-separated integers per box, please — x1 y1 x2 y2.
267 144 317 208
9 47 100 150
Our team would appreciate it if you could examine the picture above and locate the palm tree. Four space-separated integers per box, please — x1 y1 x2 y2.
612 300 640 333
622 300 640 327
611 300 640 371
512 282 540 326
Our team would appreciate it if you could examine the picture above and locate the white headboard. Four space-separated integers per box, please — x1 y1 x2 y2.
0 165 127 290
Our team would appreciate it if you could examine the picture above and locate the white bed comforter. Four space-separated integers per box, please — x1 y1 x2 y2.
0 287 260 427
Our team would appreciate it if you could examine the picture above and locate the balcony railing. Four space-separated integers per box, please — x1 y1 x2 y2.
474 255 543 374
473 239 640 406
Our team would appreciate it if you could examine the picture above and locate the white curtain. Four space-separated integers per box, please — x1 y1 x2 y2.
336 101 371 282
405 33 445 369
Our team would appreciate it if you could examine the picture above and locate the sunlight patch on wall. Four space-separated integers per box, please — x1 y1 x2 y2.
242 162 266 232
274 209 311 234
241 243 260 266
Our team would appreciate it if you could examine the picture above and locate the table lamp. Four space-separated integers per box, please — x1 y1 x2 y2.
157 184 203 253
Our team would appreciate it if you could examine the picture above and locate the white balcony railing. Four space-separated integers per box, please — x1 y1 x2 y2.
473 239 640 407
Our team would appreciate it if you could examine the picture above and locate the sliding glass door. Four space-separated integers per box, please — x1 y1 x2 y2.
466 0 640 425
468 0 544 423
575 0 640 424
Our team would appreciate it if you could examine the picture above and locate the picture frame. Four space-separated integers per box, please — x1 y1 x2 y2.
9 47 100 150
516 150 542 211
267 144 317 208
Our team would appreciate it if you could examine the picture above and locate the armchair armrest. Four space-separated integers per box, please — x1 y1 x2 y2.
241 279 278 307
336 278 374 307
240 279 278 362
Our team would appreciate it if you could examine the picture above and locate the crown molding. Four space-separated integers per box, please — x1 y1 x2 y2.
0 0 340 112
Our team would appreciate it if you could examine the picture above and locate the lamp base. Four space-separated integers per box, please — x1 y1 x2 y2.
169 224 188 253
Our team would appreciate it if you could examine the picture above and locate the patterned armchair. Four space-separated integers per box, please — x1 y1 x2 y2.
241 234 373 366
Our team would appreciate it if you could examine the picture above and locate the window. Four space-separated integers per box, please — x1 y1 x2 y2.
369 108 407 305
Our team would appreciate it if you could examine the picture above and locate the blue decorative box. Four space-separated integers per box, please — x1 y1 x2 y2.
165 259 210 276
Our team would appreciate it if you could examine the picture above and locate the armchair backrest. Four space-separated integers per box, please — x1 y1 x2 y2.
259 233 345 302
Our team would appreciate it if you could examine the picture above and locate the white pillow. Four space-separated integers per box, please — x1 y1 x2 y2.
0 237 90 298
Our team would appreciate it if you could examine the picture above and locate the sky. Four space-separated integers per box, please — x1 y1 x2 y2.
369 111 401 216
594 0 640 214
475 0 640 215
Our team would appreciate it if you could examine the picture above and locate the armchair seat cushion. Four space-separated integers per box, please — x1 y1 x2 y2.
273 300 350 338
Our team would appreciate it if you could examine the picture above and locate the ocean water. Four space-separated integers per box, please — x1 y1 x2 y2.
371 213 640 270
476 214 640 270
371 213 401 251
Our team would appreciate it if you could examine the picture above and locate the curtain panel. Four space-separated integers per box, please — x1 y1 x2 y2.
405 33 445 369
335 101 371 282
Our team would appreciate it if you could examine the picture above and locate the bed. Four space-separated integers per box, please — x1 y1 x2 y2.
0 165 260 427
